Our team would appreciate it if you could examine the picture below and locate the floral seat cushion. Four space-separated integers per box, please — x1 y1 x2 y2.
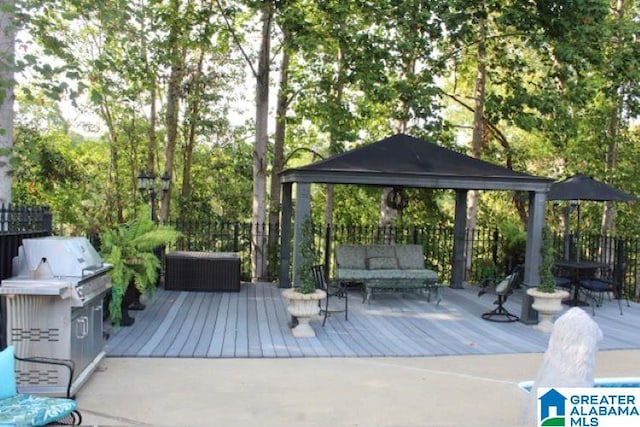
0 393 77 426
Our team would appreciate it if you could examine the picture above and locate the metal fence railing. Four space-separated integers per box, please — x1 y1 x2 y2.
0 204 53 349
0 204 53 281
167 219 640 299
9 208 632 298
0 204 52 233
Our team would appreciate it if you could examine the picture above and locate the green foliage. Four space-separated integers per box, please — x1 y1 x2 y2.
11 120 110 234
100 205 181 326
9 0 640 256
538 226 556 293
499 220 526 270
478 258 497 286
295 216 316 294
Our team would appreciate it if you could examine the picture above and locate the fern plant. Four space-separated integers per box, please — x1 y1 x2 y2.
100 205 181 326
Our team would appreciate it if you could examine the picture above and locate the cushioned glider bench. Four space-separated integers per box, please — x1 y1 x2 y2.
335 244 440 304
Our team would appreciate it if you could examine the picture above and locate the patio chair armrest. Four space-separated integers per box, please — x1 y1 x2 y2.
15 355 75 398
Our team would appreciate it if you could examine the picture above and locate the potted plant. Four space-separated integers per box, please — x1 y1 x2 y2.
100 205 181 327
526 225 570 332
282 216 326 338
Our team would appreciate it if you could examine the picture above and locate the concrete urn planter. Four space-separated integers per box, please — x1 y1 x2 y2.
526 288 570 333
282 288 326 338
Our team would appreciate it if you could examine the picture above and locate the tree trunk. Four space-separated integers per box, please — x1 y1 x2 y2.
252 2 272 281
161 0 185 224
180 47 206 222
0 1 15 205
324 41 346 227
267 28 291 274
148 80 157 174
601 0 625 236
100 102 124 223
142 6 156 177
465 12 487 280
379 188 398 244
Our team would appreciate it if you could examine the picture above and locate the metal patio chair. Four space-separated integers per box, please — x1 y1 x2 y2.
479 265 523 323
578 276 629 316
0 345 82 426
312 264 348 326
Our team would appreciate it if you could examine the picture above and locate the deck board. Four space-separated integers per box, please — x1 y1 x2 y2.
105 282 640 358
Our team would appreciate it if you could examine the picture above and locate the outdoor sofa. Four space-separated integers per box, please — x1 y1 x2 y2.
335 244 440 303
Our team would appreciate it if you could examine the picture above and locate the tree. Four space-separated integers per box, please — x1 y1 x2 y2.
599 0 640 235
251 1 272 280
0 0 15 205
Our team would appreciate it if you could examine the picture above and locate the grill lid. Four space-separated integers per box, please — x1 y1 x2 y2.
18 236 106 278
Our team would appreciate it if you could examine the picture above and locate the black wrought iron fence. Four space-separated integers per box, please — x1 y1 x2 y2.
169 220 281 282
0 204 53 349
168 219 640 298
0 204 53 282
0 204 52 233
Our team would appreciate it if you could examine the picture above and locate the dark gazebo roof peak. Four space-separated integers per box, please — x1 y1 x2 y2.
281 133 552 191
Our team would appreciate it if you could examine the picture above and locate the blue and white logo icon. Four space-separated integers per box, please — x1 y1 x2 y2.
539 388 566 426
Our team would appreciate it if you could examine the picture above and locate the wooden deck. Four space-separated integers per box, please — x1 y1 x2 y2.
104 283 640 358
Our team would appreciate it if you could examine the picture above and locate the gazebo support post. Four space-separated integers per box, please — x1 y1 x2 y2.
451 189 468 289
292 183 311 286
520 190 547 324
279 182 293 288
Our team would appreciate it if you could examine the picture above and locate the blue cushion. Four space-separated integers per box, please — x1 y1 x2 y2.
0 346 16 400
0 393 77 426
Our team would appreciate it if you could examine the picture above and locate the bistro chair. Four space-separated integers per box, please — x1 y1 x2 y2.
480 265 523 323
0 345 82 426
552 265 573 290
578 276 628 316
312 264 348 327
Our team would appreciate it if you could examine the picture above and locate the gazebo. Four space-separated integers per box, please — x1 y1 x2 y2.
278 134 553 323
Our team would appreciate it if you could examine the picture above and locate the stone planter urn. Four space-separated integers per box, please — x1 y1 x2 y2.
526 288 570 333
282 288 326 338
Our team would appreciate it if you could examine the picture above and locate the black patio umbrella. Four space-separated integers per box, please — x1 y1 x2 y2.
548 173 638 260
548 173 639 202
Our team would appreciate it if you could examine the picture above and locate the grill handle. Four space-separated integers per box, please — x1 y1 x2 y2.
81 262 107 278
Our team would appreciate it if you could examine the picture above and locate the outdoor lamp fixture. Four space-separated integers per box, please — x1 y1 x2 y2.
137 170 171 220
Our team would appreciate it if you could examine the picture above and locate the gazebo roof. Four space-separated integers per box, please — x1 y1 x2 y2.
281 134 552 191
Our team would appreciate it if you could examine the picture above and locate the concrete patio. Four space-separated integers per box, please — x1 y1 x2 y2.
77 350 640 426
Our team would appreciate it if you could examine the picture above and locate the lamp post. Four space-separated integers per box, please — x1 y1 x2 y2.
137 170 171 221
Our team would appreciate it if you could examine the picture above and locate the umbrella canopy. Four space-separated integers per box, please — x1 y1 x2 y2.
548 173 639 202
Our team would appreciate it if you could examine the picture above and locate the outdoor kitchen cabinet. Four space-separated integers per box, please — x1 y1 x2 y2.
71 295 106 378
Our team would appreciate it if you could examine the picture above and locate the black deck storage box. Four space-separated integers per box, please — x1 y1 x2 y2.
165 251 241 292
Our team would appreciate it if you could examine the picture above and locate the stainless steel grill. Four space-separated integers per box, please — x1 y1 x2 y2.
0 236 112 396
